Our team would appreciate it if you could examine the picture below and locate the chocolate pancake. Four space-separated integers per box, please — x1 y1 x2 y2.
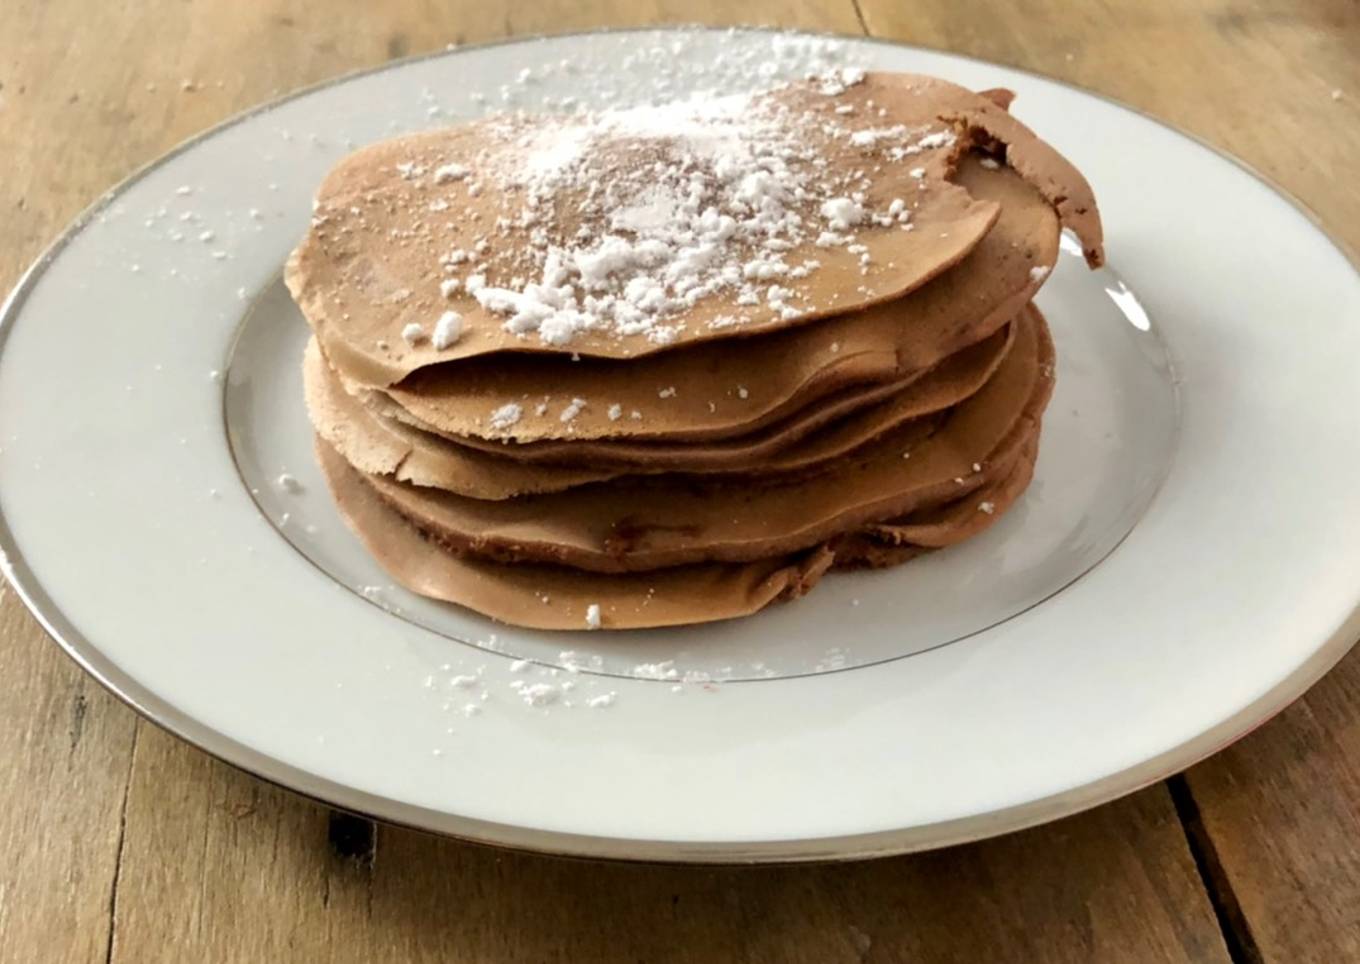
377 156 1064 444
432 318 1017 473
305 320 1014 498
287 76 1005 385
356 306 1053 573
315 431 1038 630
289 73 1101 390
297 72 1105 631
833 434 1039 568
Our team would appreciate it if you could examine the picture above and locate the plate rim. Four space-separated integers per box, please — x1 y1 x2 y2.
2 24 1358 864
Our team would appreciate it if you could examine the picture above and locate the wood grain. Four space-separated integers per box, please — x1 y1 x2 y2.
0 0 1356 961
1180 653 1360 960
107 726 1225 963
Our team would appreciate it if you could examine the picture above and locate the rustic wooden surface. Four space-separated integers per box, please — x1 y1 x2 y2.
1 0 1357 960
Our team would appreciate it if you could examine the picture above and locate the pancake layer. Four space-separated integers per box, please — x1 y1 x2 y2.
294 73 1102 629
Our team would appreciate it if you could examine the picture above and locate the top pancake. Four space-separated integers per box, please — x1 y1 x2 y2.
378 155 1058 444
362 305 1054 573
287 70 1100 388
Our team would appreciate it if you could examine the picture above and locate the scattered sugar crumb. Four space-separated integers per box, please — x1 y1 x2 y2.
518 682 561 707
819 196 863 230
658 386 677 399
276 473 302 493
633 660 679 680
401 322 425 345
979 501 996 514
488 402 523 431
587 692 616 709
607 403 623 421
434 162 470 183
432 311 463 349
585 603 602 629
1030 264 1051 283
559 397 587 422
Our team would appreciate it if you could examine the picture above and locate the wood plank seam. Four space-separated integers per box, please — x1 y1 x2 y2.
849 0 870 36
102 722 140 964
1168 775 1265 964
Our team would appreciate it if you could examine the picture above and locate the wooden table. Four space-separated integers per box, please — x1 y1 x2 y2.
2 1 1357 960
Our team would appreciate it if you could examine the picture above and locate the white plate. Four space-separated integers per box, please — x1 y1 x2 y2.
3 28 1358 862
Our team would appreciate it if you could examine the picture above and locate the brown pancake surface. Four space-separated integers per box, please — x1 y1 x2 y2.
316 430 1038 630
288 77 1000 385
376 156 1062 444
289 73 1101 391
305 320 1014 498
359 305 1053 573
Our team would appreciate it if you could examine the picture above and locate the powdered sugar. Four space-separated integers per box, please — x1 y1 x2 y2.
432 310 463 349
819 197 864 231
515 682 561 707
488 402 523 430
398 76 961 351
559 397 587 422
433 162 470 183
632 660 680 680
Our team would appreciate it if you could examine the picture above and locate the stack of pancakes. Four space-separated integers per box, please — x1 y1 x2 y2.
290 71 1103 630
